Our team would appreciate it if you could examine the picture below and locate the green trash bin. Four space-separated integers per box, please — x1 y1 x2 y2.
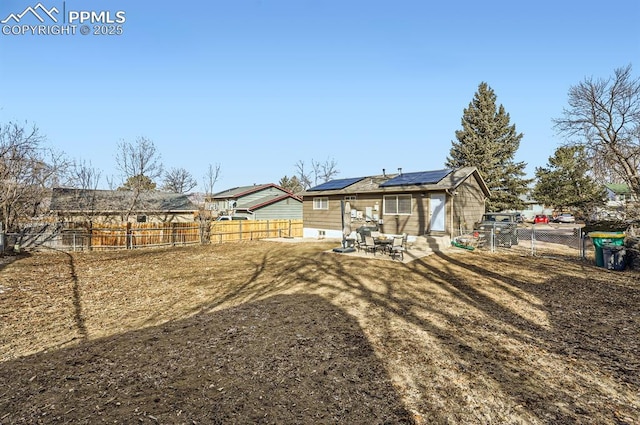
588 232 625 267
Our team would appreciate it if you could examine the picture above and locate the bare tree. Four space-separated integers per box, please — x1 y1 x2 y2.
66 159 102 221
316 157 339 183
554 65 640 207
199 163 221 243
202 163 221 199
162 167 197 193
296 158 339 189
70 159 102 192
295 160 312 190
114 137 163 220
115 137 163 185
0 121 68 232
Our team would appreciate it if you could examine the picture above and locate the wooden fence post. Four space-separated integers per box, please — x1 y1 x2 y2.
126 222 132 249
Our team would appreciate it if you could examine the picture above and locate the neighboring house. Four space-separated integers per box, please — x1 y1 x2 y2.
518 191 550 221
605 183 631 206
209 183 302 220
301 167 490 239
50 188 198 224
591 183 633 220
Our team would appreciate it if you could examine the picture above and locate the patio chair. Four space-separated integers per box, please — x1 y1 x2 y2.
355 232 366 252
363 235 377 255
389 235 405 261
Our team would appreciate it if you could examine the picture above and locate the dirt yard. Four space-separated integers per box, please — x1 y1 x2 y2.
0 241 638 424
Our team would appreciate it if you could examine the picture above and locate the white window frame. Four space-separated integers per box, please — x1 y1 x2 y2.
313 197 328 210
383 194 412 215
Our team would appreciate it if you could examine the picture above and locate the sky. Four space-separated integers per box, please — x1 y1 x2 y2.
1 0 639 192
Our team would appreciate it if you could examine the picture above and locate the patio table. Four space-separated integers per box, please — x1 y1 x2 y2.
374 237 392 254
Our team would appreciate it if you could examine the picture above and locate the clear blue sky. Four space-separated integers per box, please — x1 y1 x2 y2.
1 0 638 191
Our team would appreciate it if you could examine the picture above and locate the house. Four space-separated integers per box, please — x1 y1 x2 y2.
518 191 551 222
301 167 490 239
50 188 199 224
208 183 302 220
592 183 633 220
605 183 631 205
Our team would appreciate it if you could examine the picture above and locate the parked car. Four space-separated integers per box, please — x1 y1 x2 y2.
216 215 248 221
554 213 576 224
534 214 549 224
476 213 518 247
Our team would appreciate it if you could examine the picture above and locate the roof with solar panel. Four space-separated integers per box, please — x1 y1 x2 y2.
379 169 452 187
302 166 489 196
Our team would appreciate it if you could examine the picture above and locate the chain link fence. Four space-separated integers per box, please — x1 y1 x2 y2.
458 225 585 258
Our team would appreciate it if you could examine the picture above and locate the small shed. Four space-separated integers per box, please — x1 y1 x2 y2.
300 167 490 238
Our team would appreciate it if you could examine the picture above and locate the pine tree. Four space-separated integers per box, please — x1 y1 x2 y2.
532 145 605 215
446 82 531 212
278 175 304 194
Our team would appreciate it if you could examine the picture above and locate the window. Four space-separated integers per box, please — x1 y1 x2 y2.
313 197 328 210
344 195 357 201
383 195 412 215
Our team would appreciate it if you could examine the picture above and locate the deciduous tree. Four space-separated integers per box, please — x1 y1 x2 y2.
295 158 339 190
0 121 67 232
162 167 197 193
553 65 640 210
114 137 163 220
202 163 221 199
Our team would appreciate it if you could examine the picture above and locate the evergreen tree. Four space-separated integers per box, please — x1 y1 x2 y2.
118 174 157 191
532 145 605 215
278 175 304 194
446 82 531 212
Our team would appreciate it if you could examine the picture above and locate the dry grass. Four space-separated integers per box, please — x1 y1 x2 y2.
0 241 638 424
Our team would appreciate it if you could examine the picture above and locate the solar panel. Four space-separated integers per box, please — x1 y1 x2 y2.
380 169 452 187
308 177 364 191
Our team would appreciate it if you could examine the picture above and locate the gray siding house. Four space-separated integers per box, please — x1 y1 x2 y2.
301 167 489 239
210 184 302 220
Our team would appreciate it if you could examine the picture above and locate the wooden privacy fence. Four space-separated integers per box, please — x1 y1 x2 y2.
88 220 303 249
89 222 202 250
5 220 304 251
209 219 303 243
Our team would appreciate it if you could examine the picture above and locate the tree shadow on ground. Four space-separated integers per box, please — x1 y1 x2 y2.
252 247 639 424
3 242 637 424
0 293 412 425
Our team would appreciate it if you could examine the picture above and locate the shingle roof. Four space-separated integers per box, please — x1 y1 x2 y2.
301 167 489 197
605 183 630 194
213 184 278 199
236 193 302 211
50 188 198 212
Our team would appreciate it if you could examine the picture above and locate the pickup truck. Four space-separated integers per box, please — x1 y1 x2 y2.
476 213 519 248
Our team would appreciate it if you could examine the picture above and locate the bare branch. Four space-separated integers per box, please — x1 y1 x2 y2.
202 163 221 198
554 64 640 203
295 160 312 190
162 167 197 193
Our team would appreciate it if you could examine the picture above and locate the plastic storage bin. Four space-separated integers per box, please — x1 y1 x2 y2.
588 232 625 267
